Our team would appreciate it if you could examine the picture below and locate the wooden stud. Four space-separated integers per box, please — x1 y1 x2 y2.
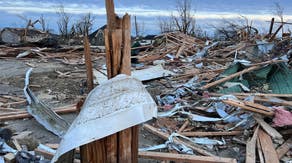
178 120 189 133
276 138 292 159
139 151 237 163
83 36 94 91
245 126 259 163
181 130 243 137
258 129 279 163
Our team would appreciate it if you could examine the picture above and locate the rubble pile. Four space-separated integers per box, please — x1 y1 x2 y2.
0 29 291 162
134 31 292 162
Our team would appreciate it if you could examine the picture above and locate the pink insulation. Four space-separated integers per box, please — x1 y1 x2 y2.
272 107 292 127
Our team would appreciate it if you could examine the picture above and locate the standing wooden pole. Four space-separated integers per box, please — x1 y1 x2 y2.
134 15 139 37
269 24 283 41
83 36 94 91
269 18 275 35
80 0 137 162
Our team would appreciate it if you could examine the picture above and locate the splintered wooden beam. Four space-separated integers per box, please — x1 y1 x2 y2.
245 126 259 163
181 130 243 137
269 18 275 35
0 105 77 121
138 152 237 163
256 137 265 163
258 129 280 163
177 120 189 133
269 24 283 41
83 36 94 91
80 1 137 162
254 116 283 140
276 138 292 159
222 100 274 116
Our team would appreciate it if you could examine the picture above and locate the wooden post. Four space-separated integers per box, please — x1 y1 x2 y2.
80 0 137 162
134 15 139 38
269 18 275 35
83 36 94 91
269 24 283 41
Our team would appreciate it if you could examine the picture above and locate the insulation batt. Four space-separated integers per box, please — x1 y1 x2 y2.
272 107 292 127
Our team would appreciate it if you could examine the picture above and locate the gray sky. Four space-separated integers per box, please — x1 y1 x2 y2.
0 0 291 34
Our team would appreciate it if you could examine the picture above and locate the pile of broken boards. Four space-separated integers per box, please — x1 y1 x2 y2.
0 44 105 65
136 31 292 162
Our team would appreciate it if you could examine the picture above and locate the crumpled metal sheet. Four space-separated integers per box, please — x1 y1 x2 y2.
0 139 17 154
170 133 225 146
93 64 175 84
52 74 157 162
139 132 194 155
24 68 69 137
269 63 292 94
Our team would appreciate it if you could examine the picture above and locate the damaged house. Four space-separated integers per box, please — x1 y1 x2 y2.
89 25 107 46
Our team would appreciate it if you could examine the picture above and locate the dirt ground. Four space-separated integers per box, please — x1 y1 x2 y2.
0 57 163 162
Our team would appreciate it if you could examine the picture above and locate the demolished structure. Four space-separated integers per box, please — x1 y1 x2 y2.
0 1 291 163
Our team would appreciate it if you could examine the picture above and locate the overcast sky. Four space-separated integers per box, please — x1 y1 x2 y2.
0 0 291 34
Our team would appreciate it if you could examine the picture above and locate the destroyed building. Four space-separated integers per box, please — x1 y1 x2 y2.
0 0 291 163
89 25 107 46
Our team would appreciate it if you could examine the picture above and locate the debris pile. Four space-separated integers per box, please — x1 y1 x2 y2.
0 28 291 162
133 31 292 162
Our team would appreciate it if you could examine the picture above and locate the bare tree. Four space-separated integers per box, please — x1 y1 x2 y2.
75 13 94 36
172 0 196 34
158 16 175 33
274 2 284 34
56 5 70 39
39 14 49 32
213 16 258 41
132 15 145 37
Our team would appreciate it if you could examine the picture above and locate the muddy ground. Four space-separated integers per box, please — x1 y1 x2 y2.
0 57 164 162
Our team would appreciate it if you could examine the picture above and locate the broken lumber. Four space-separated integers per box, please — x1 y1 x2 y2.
181 130 243 137
177 120 189 133
254 116 283 141
143 124 215 156
276 138 292 159
80 1 137 163
258 129 279 163
201 65 261 90
138 151 237 163
222 100 274 116
210 92 292 98
245 126 259 163
0 105 77 121
83 36 94 91
256 137 265 163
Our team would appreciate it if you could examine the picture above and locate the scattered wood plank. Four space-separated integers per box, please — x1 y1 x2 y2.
12 138 22 151
254 116 283 140
4 153 15 163
34 148 54 159
0 104 77 121
143 124 214 156
258 129 279 163
201 65 261 90
83 36 94 91
209 92 292 98
177 120 189 133
256 137 265 163
276 138 292 159
138 151 237 163
222 100 274 116
181 130 243 137
245 126 259 163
